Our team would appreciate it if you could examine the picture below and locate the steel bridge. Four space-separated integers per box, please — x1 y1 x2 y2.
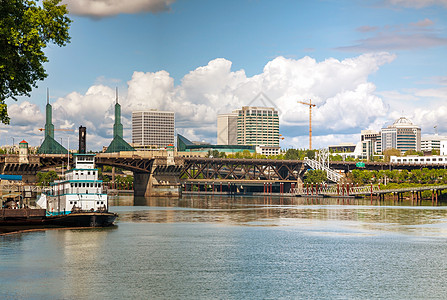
180 157 306 181
1 154 447 180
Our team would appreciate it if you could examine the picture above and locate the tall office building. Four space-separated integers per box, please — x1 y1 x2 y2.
380 117 421 153
236 106 279 146
360 130 380 159
132 110 175 148
217 113 238 145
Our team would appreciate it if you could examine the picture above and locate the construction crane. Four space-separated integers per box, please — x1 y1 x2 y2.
298 99 316 150
38 128 74 132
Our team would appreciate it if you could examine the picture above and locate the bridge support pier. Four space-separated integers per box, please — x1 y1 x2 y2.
134 171 181 197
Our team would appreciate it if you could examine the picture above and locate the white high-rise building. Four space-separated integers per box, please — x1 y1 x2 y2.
132 110 175 148
217 113 238 145
236 106 279 147
380 117 421 153
421 135 447 152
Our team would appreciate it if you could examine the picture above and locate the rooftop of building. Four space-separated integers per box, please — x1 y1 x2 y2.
386 116 420 129
132 109 174 114
239 106 277 111
421 135 447 141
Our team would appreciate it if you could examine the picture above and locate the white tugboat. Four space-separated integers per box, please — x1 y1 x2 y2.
38 154 117 227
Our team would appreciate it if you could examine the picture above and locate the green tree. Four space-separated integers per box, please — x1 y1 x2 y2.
304 169 327 184
0 0 71 123
403 150 423 156
242 150 252 159
284 149 300 160
383 148 401 162
305 149 315 159
36 170 58 186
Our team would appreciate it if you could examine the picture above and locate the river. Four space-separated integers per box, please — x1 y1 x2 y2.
2 195 447 299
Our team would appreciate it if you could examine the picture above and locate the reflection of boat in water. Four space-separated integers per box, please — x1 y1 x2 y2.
39 154 117 227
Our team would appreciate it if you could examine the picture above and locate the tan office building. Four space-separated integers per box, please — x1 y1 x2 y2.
236 106 279 146
132 110 175 148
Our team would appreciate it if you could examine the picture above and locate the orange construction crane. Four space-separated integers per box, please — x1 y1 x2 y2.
38 128 74 132
298 99 316 150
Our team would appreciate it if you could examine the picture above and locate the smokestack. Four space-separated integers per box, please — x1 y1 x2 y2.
79 126 86 154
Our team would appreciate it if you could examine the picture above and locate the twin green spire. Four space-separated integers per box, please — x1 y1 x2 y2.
38 88 134 154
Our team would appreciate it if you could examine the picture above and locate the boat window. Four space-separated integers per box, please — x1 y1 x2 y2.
101 201 104 205
93 171 95 176
83 183 86 188
97 201 99 204
88 171 90 175
71 183 73 187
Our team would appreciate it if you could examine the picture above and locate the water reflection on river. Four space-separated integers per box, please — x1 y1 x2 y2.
112 195 447 237
2 195 447 299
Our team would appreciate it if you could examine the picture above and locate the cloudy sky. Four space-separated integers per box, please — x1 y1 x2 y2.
3 0 447 151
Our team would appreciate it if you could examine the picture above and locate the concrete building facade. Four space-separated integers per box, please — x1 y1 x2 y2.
217 113 238 145
236 106 279 147
441 140 447 156
132 110 175 149
421 135 447 152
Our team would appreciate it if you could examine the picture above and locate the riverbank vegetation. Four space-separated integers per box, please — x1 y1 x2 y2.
349 168 447 188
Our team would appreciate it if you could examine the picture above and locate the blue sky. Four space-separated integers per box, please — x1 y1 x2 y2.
3 0 447 150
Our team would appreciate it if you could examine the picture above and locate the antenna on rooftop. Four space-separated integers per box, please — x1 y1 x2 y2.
434 125 438 135
116 87 118 104
47 88 49 104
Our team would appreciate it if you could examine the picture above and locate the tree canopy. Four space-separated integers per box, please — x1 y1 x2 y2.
0 0 71 123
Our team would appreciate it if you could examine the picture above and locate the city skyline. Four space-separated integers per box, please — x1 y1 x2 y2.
1 0 446 151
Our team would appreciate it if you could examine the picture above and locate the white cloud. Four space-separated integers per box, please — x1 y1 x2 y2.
0 101 46 146
8 101 44 127
377 87 447 135
384 0 447 8
7 53 409 150
62 0 175 18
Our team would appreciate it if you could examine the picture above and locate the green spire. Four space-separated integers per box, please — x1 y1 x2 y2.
113 88 123 138
105 88 134 153
45 88 54 139
38 89 68 154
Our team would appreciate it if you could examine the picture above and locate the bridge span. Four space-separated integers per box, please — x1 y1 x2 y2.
1 154 447 197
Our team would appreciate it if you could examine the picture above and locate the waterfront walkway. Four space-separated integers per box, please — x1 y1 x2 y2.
291 184 447 201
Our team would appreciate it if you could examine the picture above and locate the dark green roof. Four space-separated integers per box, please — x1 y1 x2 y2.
37 136 68 154
177 134 255 152
105 135 135 153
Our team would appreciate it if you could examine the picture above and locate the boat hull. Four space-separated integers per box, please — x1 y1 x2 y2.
46 212 117 227
0 208 47 226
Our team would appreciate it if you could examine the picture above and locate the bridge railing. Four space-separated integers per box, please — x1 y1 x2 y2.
291 184 380 196
303 157 344 183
